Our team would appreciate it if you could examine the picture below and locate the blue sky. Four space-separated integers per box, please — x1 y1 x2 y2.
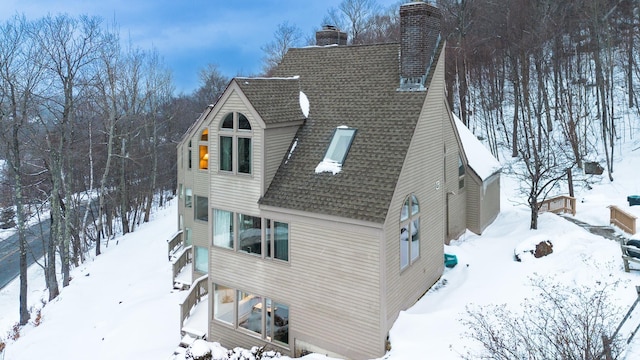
1 0 403 94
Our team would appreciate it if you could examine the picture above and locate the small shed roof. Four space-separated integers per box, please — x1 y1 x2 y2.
453 114 501 181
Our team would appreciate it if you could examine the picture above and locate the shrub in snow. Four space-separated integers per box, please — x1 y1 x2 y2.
186 339 212 360
463 277 624 359
8 323 20 341
226 345 281 360
184 343 281 360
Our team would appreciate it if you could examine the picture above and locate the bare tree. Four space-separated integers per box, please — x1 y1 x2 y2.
464 277 624 359
327 0 380 45
194 63 229 109
141 49 174 223
261 22 302 75
0 14 44 325
33 14 105 288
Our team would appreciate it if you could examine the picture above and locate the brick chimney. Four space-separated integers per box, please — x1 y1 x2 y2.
316 25 348 46
400 1 442 90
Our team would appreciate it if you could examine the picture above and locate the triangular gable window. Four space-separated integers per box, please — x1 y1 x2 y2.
324 127 356 164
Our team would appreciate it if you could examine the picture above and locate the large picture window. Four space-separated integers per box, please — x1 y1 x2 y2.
194 195 208 222
212 283 289 347
212 210 289 262
219 112 252 174
400 194 420 270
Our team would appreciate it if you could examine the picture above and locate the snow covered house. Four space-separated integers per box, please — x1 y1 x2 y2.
175 2 500 359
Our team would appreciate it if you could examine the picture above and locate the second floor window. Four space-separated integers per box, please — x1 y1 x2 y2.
199 129 209 170
220 112 252 174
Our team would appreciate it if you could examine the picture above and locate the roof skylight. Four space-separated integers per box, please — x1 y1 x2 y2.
315 127 357 175
324 127 356 164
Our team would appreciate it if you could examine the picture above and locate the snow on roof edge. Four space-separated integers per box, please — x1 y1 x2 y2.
235 75 300 81
453 114 502 181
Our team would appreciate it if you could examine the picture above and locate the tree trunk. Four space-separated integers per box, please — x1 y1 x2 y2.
511 57 520 158
11 124 30 325
530 199 538 230
46 202 59 301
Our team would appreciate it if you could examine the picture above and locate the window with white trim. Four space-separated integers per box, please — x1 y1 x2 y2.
219 112 252 174
212 209 289 262
400 194 420 270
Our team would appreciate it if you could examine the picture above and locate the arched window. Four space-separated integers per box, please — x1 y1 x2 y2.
400 194 420 270
199 129 209 170
219 112 252 174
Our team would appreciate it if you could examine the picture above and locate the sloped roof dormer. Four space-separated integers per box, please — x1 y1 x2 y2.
234 77 306 127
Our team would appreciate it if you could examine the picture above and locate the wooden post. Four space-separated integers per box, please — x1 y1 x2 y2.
567 168 574 198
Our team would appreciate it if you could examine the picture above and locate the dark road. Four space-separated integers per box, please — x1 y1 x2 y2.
0 219 51 290
0 201 97 290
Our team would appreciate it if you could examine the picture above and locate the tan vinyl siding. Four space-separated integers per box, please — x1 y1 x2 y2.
191 221 209 247
383 49 446 331
209 214 384 359
466 175 481 234
479 174 500 233
443 111 466 243
264 126 298 191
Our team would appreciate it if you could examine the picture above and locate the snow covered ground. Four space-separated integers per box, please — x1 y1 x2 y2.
1 140 640 359
0 202 184 359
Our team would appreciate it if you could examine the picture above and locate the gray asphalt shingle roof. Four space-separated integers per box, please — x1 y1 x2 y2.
235 77 306 125
257 43 440 223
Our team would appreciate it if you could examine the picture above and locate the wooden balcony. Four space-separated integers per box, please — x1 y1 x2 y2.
172 245 192 289
179 274 209 340
167 230 183 261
